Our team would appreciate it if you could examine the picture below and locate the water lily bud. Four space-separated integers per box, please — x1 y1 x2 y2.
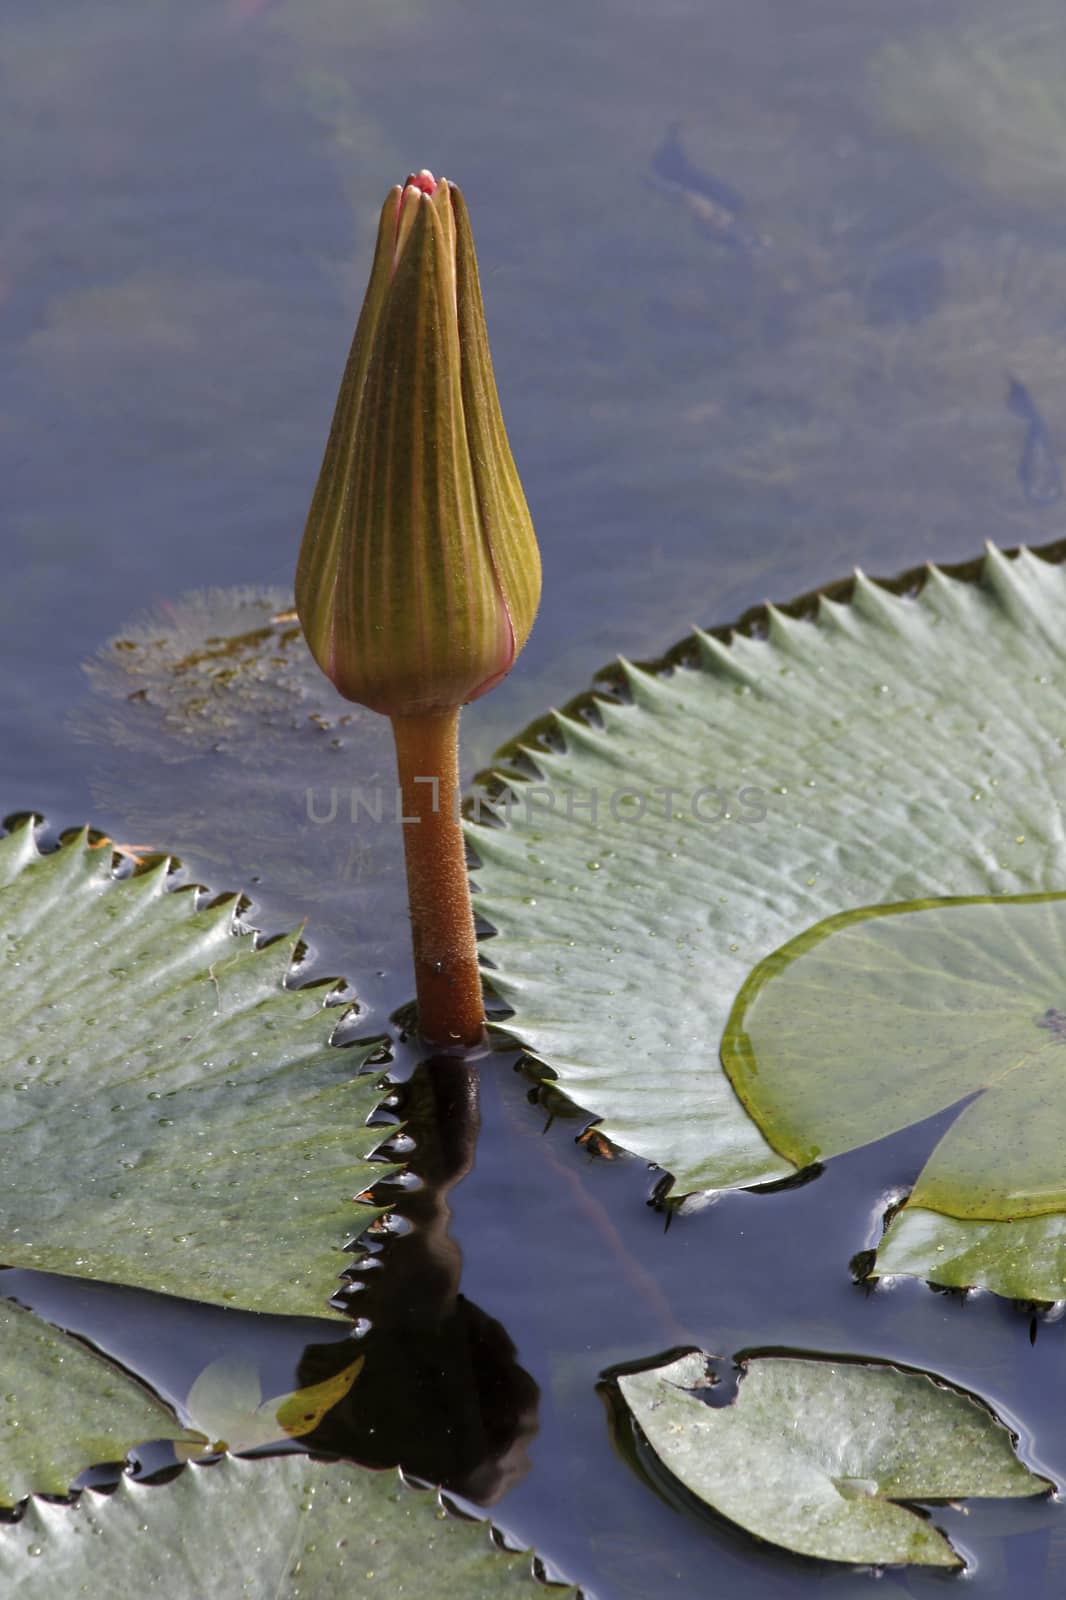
295 170 541 716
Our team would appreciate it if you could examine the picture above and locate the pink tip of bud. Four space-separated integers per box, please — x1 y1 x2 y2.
405 169 438 196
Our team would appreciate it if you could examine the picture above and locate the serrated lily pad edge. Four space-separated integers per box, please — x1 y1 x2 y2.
0 819 400 1317
0 1454 583 1596
467 539 1066 1223
466 547 1004 1185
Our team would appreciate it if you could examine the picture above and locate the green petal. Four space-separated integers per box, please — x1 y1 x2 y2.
452 185 541 662
296 186 400 676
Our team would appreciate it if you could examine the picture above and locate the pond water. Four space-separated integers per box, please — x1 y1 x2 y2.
6 0 1066 1592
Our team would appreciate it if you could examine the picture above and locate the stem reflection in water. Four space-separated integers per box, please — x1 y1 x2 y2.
304 1053 539 1503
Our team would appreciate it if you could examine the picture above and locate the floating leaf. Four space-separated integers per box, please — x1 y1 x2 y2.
471 546 1066 1197
0 1453 580 1597
0 822 396 1318
178 1353 364 1456
0 1299 200 1507
722 893 1066 1297
617 1351 1047 1567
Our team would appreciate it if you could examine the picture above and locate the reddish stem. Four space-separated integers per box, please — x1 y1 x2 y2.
390 709 485 1048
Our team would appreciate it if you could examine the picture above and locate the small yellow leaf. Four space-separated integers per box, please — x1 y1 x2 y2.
267 1356 365 1441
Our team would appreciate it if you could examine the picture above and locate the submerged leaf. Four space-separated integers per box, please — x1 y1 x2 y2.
471 546 1066 1197
79 587 410 983
0 823 396 1318
82 588 351 763
618 1351 1047 1567
0 1453 581 1597
179 1353 364 1455
0 1300 199 1507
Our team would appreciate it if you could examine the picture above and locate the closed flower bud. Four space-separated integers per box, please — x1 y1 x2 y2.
295 170 541 716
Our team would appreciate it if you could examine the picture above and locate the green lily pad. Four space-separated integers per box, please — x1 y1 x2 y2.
0 821 395 1318
0 1453 580 1598
471 545 1066 1195
722 893 1066 1297
178 1353 365 1456
0 1299 200 1507
617 1351 1047 1568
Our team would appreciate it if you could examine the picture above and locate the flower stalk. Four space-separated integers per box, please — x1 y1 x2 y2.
295 169 540 1048
391 709 484 1046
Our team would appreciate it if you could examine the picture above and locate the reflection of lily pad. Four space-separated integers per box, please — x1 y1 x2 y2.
471 547 1066 1195
723 894 1066 1300
179 1353 364 1456
0 821 395 1318
617 1351 1047 1568
0 1299 199 1507
0 1453 579 1598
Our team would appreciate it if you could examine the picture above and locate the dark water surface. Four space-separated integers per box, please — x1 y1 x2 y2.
6 0 1066 1593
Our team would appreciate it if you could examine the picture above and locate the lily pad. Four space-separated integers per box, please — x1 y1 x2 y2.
0 821 396 1318
179 1353 365 1456
471 545 1066 1195
722 893 1066 1298
0 1453 580 1598
0 1299 200 1507
617 1351 1047 1568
